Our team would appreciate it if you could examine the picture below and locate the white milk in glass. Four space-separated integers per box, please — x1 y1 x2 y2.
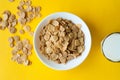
102 33 120 62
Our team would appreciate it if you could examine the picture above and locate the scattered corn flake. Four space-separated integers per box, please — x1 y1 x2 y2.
26 6 32 12
22 39 29 44
27 51 32 56
18 17 26 25
19 0 25 6
18 11 26 18
19 29 25 34
11 49 17 55
29 31 34 36
11 19 17 27
9 0 15 2
3 10 11 16
10 43 14 48
1 21 8 28
23 25 31 32
23 60 30 66
24 44 32 50
25 0 32 6
3 13 9 21
11 54 20 61
14 35 20 42
21 54 27 61
9 14 16 20
22 47 28 54
9 27 17 33
8 37 14 43
16 41 23 51
16 56 24 64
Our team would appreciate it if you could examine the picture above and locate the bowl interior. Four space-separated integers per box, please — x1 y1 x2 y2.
34 12 91 70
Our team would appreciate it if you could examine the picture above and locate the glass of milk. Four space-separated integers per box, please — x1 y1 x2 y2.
101 32 120 62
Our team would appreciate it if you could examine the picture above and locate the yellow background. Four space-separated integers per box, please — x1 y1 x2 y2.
0 0 120 80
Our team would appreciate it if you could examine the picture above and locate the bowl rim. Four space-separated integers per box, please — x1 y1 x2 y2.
33 12 92 70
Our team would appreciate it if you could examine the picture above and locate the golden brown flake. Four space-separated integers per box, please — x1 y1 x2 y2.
19 29 25 34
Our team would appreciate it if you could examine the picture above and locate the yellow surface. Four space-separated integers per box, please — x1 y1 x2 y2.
0 0 120 80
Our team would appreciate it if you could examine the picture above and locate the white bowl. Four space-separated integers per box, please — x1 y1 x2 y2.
33 12 92 70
